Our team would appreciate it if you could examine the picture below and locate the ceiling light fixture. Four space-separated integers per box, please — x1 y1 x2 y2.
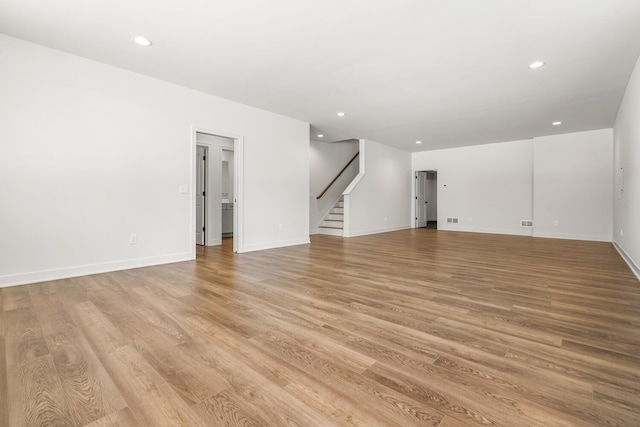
416 140 422 144
528 61 545 69
133 36 153 47
552 121 562 126
337 112 346 117
317 134 324 138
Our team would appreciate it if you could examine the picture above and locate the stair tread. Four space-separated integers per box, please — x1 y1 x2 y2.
319 225 343 229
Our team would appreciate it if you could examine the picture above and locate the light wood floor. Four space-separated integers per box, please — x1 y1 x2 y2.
1 229 639 426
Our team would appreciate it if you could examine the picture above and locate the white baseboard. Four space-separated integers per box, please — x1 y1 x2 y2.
240 237 311 253
439 226 533 237
532 231 611 242
0 251 194 289
613 240 640 282
344 225 410 238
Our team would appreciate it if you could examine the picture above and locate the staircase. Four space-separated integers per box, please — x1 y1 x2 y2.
317 197 344 236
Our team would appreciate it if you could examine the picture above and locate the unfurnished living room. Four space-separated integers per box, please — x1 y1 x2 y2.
1 1 640 426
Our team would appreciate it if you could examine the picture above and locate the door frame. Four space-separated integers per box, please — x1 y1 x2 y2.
195 144 208 245
413 169 438 229
191 127 244 255
415 171 428 228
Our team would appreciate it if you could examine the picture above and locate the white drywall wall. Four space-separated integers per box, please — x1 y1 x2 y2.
412 140 534 236
0 34 309 287
309 140 359 233
344 139 411 237
613 54 640 278
533 130 613 242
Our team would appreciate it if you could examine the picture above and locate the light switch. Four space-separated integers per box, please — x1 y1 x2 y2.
178 184 189 194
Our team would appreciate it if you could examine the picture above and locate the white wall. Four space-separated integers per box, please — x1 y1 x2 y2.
412 140 534 236
613 55 640 279
0 34 309 287
533 130 612 241
412 131 614 241
309 140 359 233
344 139 411 237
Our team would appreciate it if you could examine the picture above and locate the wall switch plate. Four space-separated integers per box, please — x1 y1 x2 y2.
554 219 560 226
278 224 284 232
129 234 137 244
178 184 189 194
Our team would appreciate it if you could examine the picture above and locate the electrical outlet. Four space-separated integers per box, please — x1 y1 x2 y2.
129 234 137 244
620 229 624 236
554 219 560 226
468 216 473 222
178 184 189 194
278 224 284 232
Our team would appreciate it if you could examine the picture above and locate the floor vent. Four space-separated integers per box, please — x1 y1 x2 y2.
521 220 533 227
446 217 459 224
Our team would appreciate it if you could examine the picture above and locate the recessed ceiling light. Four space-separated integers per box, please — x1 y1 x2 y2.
552 121 562 126
317 134 324 138
337 112 346 117
416 140 422 144
133 36 153 47
528 61 545 69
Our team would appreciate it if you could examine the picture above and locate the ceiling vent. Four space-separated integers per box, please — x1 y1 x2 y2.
521 220 533 227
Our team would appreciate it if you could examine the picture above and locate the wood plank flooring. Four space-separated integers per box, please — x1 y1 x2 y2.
1 229 639 426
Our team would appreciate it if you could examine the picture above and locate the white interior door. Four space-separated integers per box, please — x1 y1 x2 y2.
416 171 428 228
195 145 206 245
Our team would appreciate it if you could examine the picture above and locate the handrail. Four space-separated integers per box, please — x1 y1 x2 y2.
316 152 359 199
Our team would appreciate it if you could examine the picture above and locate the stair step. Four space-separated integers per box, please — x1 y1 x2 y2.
325 213 343 220
331 207 344 214
336 201 345 208
320 219 343 228
317 227 343 236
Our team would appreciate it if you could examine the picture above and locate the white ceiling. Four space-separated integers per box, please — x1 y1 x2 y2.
2 0 640 152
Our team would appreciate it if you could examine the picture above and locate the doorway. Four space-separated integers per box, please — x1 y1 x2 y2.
221 148 234 238
416 170 437 229
195 145 207 245
193 129 243 255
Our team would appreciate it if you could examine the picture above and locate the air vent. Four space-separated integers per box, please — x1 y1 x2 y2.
521 220 533 227
446 217 459 224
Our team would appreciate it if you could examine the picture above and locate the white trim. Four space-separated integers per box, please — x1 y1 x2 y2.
344 225 410 238
439 227 533 236
240 237 310 253
532 231 611 242
613 240 640 282
192 127 244 253
0 252 192 289
190 129 197 260
234 136 244 254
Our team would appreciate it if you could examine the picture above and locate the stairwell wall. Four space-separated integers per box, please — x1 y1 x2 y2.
613 53 640 279
309 139 359 233
344 139 412 237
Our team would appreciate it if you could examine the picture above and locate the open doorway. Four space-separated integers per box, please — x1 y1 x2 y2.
416 170 438 229
195 145 207 245
221 148 234 238
193 129 243 255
